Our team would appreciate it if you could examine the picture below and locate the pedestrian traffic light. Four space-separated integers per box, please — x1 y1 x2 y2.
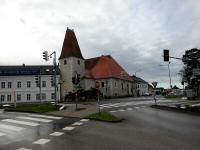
163 49 169 61
43 51 49 61
72 77 76 84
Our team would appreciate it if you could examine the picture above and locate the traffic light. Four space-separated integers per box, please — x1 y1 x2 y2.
35 75 40 87
43 51 49 61
163 49 169 61
72 77 76 84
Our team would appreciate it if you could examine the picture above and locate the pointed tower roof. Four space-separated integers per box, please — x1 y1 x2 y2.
59 28 84 60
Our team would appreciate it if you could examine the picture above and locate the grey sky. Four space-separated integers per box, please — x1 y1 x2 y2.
0 0 200 88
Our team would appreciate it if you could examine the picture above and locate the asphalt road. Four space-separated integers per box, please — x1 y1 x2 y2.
0 97 200 150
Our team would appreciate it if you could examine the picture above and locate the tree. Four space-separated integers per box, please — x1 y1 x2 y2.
181 48 200 93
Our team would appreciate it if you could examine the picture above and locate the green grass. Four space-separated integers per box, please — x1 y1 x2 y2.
85 111 123 122
4 103 60 113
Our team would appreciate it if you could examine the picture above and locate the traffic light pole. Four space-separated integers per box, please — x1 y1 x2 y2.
39 68 42 104
168 62 172 89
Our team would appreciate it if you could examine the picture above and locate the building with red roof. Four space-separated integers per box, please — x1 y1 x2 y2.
59 28 133 99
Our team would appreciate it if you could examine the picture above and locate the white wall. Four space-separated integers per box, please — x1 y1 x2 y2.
0 75 60 104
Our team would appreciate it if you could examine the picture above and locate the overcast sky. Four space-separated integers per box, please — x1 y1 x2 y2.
0 0 200 88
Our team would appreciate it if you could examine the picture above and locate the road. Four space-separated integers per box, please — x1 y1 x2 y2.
0 97 200 150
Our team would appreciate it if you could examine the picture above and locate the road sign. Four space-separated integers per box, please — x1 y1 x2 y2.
95 80 100 89
152 82 158 88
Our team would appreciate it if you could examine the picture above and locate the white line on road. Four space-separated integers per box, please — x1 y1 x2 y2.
109 110 117 113
72 122 83 126
0 132 6 136
16 116 52 123
2 119 39 127
29 114 62 120
80 119 89 122
16 148 32 150
0 124 25 132
127 108 133 111
119 109 125 112
33 139 50 145
135 107 140 109
50 132 64 136
62 126 75 131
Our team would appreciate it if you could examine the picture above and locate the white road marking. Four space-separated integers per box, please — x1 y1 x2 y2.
72 122 83 126
0 132 6 136
0 124 24 132
127 108 133 111
2 119 39 127
16 148 32 150
109 110 117 113
16 116 52 123
119 109 125 112
29 114 62 120
33 139 50 145
50 132 64 136
80 119 89 122
63 126 75 131
135 107 140 109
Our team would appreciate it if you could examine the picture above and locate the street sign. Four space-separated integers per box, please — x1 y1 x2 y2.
95 80 100 89
152 82 158 88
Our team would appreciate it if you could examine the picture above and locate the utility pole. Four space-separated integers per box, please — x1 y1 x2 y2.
168 62 172 89
43 51 57 105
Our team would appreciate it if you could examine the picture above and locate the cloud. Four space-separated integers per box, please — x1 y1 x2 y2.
0 0 200 88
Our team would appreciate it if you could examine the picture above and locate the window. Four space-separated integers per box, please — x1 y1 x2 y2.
27 94 31 101
36 82 40 87
27 81 31 88
64 60 67 64
42 81 46 87
115 82 117 87
7 95 11 101
51 93 55 99
101 82 104 88
77 60 80 65
42 93 46 100
17 81 21 88
1 95 5 102
8 82 12 88
17 94 21 101
36 94 40 100
1 82 5 88
121 83 124 90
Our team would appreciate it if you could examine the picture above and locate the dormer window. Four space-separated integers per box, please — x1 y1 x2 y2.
77 60 80 65
64 60 67 65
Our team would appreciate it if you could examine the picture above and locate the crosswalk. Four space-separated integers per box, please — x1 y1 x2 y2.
109 106 147 113
100 99 175 110
0 113 63 138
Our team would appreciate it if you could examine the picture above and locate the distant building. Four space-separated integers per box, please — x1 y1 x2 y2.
132 75 149 96
59 28 133 99
0 65 60 104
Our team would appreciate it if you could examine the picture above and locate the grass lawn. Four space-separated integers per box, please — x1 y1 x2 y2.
85 111 123 123
4 103 60 113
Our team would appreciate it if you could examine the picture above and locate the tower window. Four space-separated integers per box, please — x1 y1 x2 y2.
77 60 80 65
64 60 67 65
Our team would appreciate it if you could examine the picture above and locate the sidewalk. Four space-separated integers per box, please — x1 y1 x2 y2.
46 102 99 118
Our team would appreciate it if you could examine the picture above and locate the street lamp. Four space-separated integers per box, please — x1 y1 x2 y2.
135 69 142 77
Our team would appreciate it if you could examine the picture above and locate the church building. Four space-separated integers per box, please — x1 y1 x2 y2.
59 28 133 100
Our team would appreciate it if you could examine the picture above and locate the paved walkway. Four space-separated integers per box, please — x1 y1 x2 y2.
46 102 99 118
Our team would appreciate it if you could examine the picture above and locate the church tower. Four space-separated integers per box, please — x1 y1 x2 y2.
59 28 85 100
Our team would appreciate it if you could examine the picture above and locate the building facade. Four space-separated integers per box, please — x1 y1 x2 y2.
133 75 149 96
59 28 133 100
0 65 60 104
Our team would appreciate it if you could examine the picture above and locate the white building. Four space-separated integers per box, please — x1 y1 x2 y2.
0 65 60 104
133 76 149 96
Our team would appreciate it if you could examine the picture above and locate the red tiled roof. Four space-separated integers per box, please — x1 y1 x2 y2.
59 28 84 60
85 55 133 81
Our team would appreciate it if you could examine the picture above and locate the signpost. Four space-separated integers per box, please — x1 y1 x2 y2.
95 80 100 113
152 82 158 105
